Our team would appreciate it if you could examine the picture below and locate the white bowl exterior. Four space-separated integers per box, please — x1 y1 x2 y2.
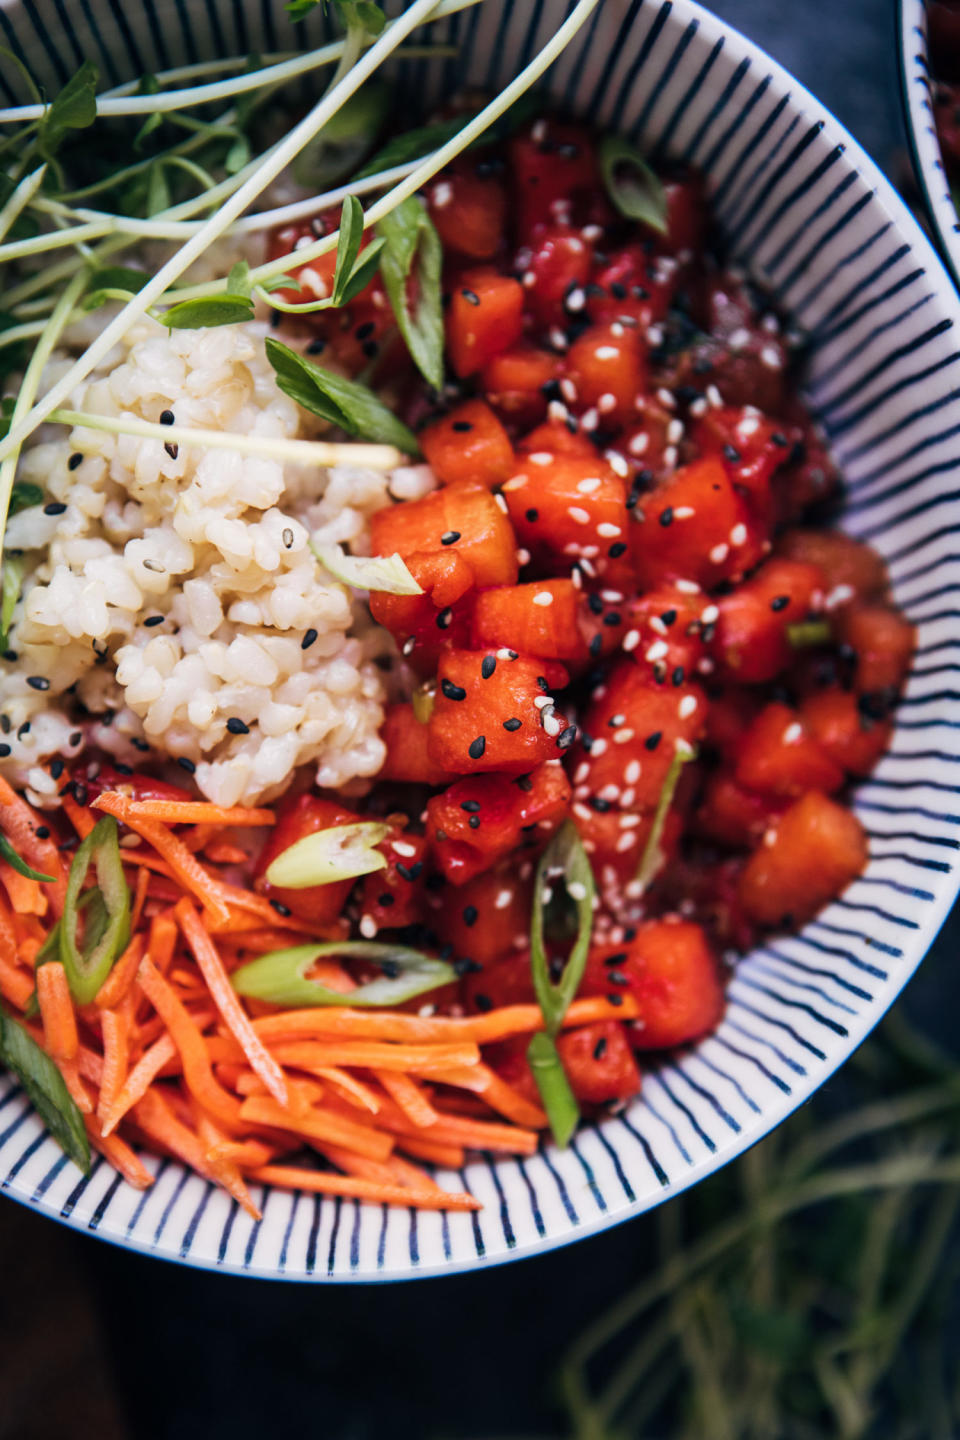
900 0 960 289
2 0 960 1280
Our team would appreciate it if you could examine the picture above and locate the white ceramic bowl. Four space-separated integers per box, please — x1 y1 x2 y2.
900 0 960 286
3 0 960 1281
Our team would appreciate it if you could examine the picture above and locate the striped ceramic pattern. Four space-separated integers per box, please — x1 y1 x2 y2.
2 0 960 1281
899 0 960 290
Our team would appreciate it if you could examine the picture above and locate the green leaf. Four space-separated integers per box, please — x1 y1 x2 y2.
289 0 385 31
0 1008 90 1172
635 743 696 892
355 116 468 180
598 134 668 233
331 193 365 306
292 84 389 189
227 260 253 298
0 833 54 884
311 542 422 595
161 293 255 330
39 61 99 160
377 195 444 390
527 1031 579 1147
530 820 596 1037
265 337 419 453
0 553 23 648
338 242 383 305
264 822 390 888
82 265 150 312
9 481 43 515
225 133 251 174
232 940 455 1008
145 159 170 217
132 74 162 151
259 274 301 295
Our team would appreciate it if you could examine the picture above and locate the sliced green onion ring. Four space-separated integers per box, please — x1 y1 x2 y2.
265 821 390 889
311 540 423 595
59 815 131 1004
231 940 455 1008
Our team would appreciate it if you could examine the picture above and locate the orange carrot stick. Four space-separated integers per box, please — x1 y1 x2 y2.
99 1033 178 1135
313 1142 400 1186
195 1110 261 1220
0 862 46 916
238 1096 394 1162
85 1115 153 1189
36 962 78 1062
373 1070 439 1129
0 775 66 915
250 996 638 1045
175 899 288 1108
148 910 178 973
95 934 144 1010
134 1088 260 1218
433 1064 548 1129
136 956 241 1129
394 1136 466 1168
91 794 233 925
61 792 96 839
247 1164 480 1211
130 863 150 934
384 1152 445 1192
96 1003 130 1126
58 1059 93 1115
312 1067 381 1115
94 798 276 827
0 953 34 1010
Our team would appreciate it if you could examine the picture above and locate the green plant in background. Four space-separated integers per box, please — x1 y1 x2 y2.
557 1008 960 1440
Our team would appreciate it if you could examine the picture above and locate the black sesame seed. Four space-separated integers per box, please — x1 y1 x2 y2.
606 993 624 1006
587 594 603 616
396 861 423 882
607 970 630 986
114 761 133 776
590 796 611 813
302 628 318 650
610 282 627 300
452 420 473 432
589 634 603 656
307 338 327 355
164 442 179 460
143 614 164 627
771 431 789 447
556 725 577 749
355 321 375 341
454 957 482 977
49 758 64 780
672 666 685 686
659 507 674 527
463 904 478 927
70 780 88 806
35 825 50 839
441 530 461 546
26 676 50 691
270 899 292 916
661 609 677 627
525 508 539 522
132 737 149 752
515 774 534 792
770 595 790 612
461 288 480 306
177 756 196 774
17 722 30 738
723 444 742 464
468 814 481 829
436 608 453 630
645 730 662 750
604 952 628 966
43 501 67 516
503 717 522 731
159 409 175 425
474 994 493 1012
481 655 497 679
68 452 83 471
226 717 250 735
604 611 622 627
0 743 9 757
378 893 395 907
468 736 486 759
461 800 481 812
608 542 627 558
593 1036 608 1060
441 679 467 702
0 716 7 734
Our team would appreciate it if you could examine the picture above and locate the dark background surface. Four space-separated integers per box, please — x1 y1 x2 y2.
0 5 953 1439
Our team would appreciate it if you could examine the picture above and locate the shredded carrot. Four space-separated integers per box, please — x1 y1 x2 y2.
384 1152 445 1192
95 934 144 1010
238 1095 394 1162
129 863 150 934
0 775 66 915
251 996 639 1045
373 1070 439 1129
175 899 288 1108
135 1087 259 1218
91 794 234 925
206 1137 279 1168
247 1164 481 1211
365 1092 540 1155
313 1142 400 1186
394 1135 467 1168
203 841 249 866
433 1064 548 1130
195 1110 261 1220
99 1033 178 1135
94 798 276 828
85 1115 154 1189
58 1059 93 1115
96 1003 130 1126
61 792 96 839
36 962 78 1062
0 954 33 1011
147 910 178 974
312 1067 381 1115
136 956 241 1128
0 862 47 916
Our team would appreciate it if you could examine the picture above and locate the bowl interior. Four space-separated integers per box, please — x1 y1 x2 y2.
2 0 960 1281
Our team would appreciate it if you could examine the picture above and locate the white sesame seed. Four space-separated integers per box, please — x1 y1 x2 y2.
574 763 590 784
571 567 583 589
568 880 587 901
517 548 531 566
568 506 591 524
503 475 528 491
582 224 603 241
709 542 729 564
595 346 620 360
760 345 783 370
646 639 669 662
728 327 751 351
628 432 650 456
494 494 509 513
783 722 804 744
567 236 585 253
566 287 586 312
605 450 629 477
590 737 608 757
763 827 777 847
497 647 516 660
392 840 417 857
597 522 621 538
601 590 624 603
534 694 552 709
667 419 684 444
550 327 569 350
577 476 602 493
613 727 635 744
599 783 620 802
646 324 665 347
673 505 695 519
359 914 378 938
625 759 641 784
622 629 640 652
663 446 678 469
573 802 592 821
402 637 416 655
560 377 578 403
649 616 668 636
825 583 854 610
616 831 639 852
580 550 599 566
656 387 677 410
730 523 748 546
418 1004 437 1018
532 120 547 142
619 813 642 828
762 313 780 334
676 579 700 594
738 416 761 438
529 451 553 466
697 657 715 674
620 787 635 806
495 889 514 910
548 400 570 423
706 384 723 409
522 270 537 288
431 180 453 208
689 397 708 417
581 407 599 430
679 695 698 719
533 591 554 607
597 392 618 414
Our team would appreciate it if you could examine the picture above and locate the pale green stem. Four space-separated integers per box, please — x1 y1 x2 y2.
48 407 404 470
0 0 445 464
0 164 46 245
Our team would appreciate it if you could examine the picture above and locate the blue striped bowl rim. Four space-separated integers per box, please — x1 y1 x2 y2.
2 0 960 1280
899 0 960 290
